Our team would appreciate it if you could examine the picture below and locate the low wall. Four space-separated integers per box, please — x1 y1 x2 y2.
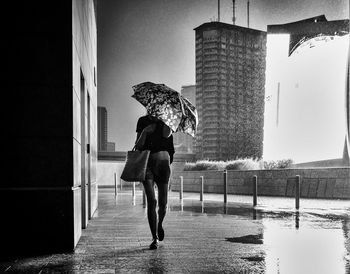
97 161 125 187
171 168 350 199
97 152 195 187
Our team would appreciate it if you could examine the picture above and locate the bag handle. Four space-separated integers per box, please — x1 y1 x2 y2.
132 128 146 151
133 121 158 151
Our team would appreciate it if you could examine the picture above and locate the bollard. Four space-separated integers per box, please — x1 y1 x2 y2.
200 176 204 201
131 182 136 205
295 211 300 229
224 170 228 204
142 188 146 207
252 208 257 220
114 173 118 197
132 181 136 198
295 175 300 210
179 176 183 200
120 178 123 191
253 175 258 206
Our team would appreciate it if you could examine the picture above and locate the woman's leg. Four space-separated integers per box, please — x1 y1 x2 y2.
143 179 158 240
157 183 168 241
151 151 171 241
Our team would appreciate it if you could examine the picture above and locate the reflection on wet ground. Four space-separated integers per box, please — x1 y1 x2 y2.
226 234 264 244
168 194 350 274
263 216 349 274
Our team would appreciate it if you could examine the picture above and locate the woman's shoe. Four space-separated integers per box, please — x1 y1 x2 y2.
158 225 164 241
149 239 159 250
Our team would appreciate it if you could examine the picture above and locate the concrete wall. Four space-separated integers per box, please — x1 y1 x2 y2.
97 161 126 187
72 0 98 234
171 168 350 199
97 160 184 189
97 152 195 187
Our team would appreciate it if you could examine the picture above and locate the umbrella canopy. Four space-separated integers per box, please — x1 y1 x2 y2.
132 81 198 137
178 96 197 137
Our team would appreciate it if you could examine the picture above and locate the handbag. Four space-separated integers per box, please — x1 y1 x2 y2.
120 132 150 182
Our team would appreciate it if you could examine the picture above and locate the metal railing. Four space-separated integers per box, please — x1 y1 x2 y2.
114 172 143 206
114 171 302 210
177 171 302 209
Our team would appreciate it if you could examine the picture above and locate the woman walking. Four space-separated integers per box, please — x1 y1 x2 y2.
135 114 175 250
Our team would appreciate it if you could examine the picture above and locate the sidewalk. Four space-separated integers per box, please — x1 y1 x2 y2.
1 188 349 273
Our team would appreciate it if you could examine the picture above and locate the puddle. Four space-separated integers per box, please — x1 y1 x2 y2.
263 218 349 274
169 198 350 274
226 234 263 244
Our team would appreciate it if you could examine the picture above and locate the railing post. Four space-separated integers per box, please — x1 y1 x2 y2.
253 175 258 206
130 181 136 205
295 211 300 229
224 170 228 204
295 175 300 210
114 172 118 197
142 188 146 207
132 181 136 198
200 176 204 201
179 176 183 200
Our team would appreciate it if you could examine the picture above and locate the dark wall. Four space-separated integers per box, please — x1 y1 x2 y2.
3 1 75 257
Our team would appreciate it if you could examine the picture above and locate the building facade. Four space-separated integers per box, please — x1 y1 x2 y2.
98 106 108 151
194 22 266 160
3 0 98 255
173 85 196 153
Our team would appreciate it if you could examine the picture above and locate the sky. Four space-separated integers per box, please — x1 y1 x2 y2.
97 0 349 152
263 34 349 163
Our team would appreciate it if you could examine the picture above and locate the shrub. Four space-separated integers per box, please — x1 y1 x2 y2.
184 158 260 171
225 159 260 170
263 159 293 170
183 160 226 171
184 158 293 171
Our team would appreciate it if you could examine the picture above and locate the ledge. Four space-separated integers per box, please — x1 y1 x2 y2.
98 151 195 162
171 167 350 199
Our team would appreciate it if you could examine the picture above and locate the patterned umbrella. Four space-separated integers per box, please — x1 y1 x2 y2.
132 82 198 137
178 96 198 137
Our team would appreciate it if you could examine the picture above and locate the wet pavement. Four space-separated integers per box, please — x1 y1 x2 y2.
1 188 349 273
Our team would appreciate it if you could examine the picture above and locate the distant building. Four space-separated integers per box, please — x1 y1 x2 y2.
107 142 115 152
263 15 349 164
181 85 196 106
98 106 108 151
194 22 267 160
173 85 196 153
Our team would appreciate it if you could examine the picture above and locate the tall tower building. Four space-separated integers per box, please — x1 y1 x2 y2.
194 22 266 160
98 106 108 151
